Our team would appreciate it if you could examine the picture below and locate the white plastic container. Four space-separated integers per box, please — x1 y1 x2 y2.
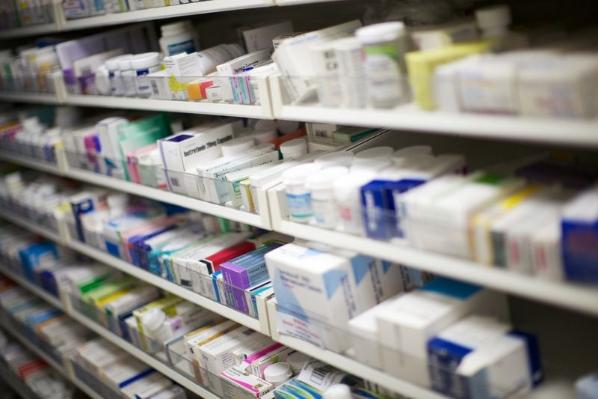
307 166 349 228
280 138 308 160
353 146 394 166
334 37 367 109
160 21 198 56
475 5 528 51
131 52 161 98
105 54 132 96
118 57 137 97
333 171 375 235
356 22 409 108
315 151 354 168
283 163 322 223
263 363 293 387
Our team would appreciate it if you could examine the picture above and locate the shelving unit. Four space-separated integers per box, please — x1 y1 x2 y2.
0 314 103 399
0 266 220 399
0 151 271 229
269 77 598 148
0 209 269 334
1 2 597 399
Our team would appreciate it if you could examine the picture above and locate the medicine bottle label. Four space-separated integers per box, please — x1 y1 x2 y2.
287 192 313 222
167 40 196 56
364 44 403 107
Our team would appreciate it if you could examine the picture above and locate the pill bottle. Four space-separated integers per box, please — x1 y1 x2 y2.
333 171 375 235
323 384 352 399
353 146 394 165
131 52 162 98
264 363 293 387
141 308 173 343
315 151 354 168
475 5 528 51
119 57 137 97
280 138 307 160
333 37 367 109
356 22 409 108
160 21 198 56
105 54 131 96
307 166 349 228
283 163 322 223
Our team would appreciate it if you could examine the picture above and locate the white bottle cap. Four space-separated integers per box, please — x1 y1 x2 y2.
264 363 293 386
117 56 133 71
323 384 352 399
356 22 406 45
283 163 322 186
130 52 161 70
476 5 512 34
221 137 255 157
280 138 308 160
141 308 167 333
353 146 394 165
161 20 192 36
315 151 354 168
306 166 349 191
105 54 132 71
351 158 392 173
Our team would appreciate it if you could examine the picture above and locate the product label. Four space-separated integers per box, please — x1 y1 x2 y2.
286 192 313 222
167 40 196 56
364 43 403 106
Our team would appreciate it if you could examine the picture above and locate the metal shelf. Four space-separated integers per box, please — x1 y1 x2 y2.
0 92 62 104
275 103 598 148
0 210 269 335
273 218 598 317
0 267 221 399
61 0 274 31
65 94 273 120
0 151 271 230
0 315 103 399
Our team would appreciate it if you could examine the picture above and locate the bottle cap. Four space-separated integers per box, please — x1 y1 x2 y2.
476 5 512 32
130 52 161 70
315 151 354 168
105 54 132 71
356 22 406 45
353 146 393 165
264 363 293 385
306 166 349 191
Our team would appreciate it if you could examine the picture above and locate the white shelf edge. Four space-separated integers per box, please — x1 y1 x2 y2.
0 92 62 104
0 152 271 230
0 314 103 399
64 167 271 229
65 94 273 119
276 219 598 317
0 22 60 39
0 210 267 334
0 267 220 399
62 0 274 31
276 103 598 148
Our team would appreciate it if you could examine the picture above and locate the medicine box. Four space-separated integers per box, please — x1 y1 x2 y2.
376 278 509 387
